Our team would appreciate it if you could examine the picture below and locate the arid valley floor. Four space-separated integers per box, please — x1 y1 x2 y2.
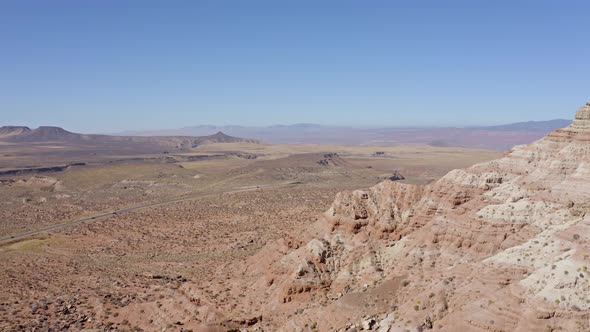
1 103 590 332
0 127 499 331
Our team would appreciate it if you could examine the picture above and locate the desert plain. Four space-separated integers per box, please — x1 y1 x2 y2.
0 128 498 331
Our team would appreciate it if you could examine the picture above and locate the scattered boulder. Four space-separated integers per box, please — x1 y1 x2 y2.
388 170 405 181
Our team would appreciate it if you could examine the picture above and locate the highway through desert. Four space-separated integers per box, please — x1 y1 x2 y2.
0 182 298 243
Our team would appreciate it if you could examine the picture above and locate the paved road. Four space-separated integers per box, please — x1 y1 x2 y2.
0 183 296 243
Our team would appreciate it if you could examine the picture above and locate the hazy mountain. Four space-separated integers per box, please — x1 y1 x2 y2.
115 119 571 150
0 126 32 139
476 119 572 132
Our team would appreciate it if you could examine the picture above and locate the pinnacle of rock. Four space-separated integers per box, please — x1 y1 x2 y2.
569 102 590 129
575 102 590 119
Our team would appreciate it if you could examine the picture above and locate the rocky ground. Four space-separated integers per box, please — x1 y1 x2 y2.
0 143 498 331
0 186 340 331
214 103 590 331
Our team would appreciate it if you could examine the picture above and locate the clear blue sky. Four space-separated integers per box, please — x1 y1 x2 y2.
0 0 589 133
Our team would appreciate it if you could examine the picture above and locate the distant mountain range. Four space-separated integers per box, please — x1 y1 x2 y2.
116 119 572 150
0 126 258 149
0 119 571 151
473 119 572 132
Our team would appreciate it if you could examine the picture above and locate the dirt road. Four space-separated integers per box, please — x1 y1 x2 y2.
0 182 297 243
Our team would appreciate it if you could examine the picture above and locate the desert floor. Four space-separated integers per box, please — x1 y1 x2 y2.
0 142 498 331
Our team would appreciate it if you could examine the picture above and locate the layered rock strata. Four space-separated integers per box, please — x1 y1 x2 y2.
230 103 590 331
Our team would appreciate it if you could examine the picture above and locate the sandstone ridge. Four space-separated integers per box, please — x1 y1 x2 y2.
225 102 590 331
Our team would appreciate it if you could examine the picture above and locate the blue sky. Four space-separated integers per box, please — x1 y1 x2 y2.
0 1 589 133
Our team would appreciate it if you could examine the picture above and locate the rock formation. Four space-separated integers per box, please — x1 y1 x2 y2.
227 103 590 331
0 126 259 148
0 126 31 138
317 153 349 167
175 131 259 149
3 126 82 142
388 170 405 181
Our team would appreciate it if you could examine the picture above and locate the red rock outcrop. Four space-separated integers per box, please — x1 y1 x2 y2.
230 103 590 331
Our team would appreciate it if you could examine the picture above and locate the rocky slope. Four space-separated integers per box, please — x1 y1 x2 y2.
222 103 590 331
0 125 31 138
